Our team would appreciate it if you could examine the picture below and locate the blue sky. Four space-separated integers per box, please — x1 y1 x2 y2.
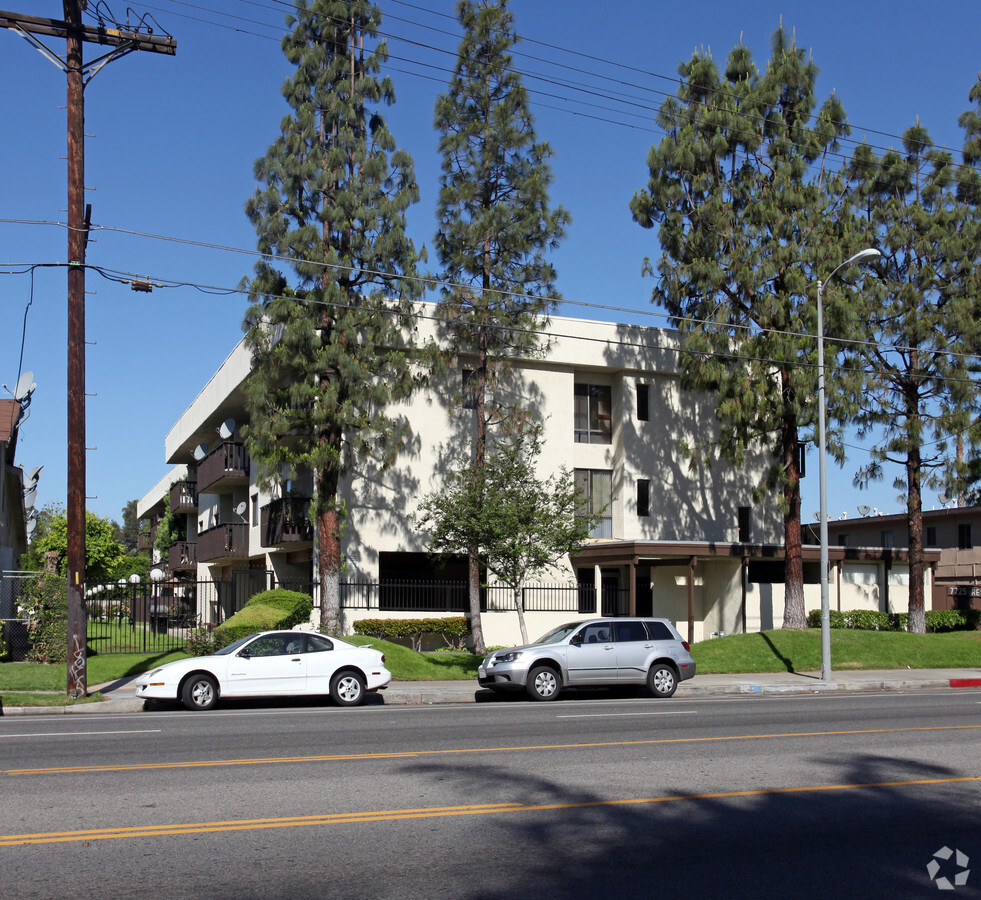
1 0 978 529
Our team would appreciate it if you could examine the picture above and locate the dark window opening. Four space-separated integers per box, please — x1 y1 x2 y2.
637 479 651 517
738 506 751 543
959 523 973 550
926 526 937 547
637 382 650 422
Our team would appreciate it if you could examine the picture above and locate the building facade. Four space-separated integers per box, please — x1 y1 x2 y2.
138 311 922 645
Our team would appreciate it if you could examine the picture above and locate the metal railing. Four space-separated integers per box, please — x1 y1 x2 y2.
337 581 594 614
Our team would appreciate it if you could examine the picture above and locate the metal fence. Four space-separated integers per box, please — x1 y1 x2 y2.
338 581 596 615
1 571 38 661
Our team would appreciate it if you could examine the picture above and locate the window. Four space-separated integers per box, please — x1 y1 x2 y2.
738 506 751 543
959 523 973 550
574 383 612 443
926 526 937 547
251 495 258 524
837 534 850 547
614 620 648 642
461 368 477 410
575 469 612 538
636 382 650 422
881 531 894 548
637 479 651 517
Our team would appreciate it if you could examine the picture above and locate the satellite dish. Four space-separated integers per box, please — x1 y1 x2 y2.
235 501 248 518
24 488 37 510
13 371 35 402
219 418 236 440
813 513 821 521
26 464 42 486
26 518 37 536
937 493 949 505
857 505 871 516
193 442 208 461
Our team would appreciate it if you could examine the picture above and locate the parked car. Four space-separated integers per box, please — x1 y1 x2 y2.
477 617 696 701
134 630 391 710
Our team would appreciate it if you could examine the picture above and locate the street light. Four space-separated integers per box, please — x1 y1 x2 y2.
817 247 880 681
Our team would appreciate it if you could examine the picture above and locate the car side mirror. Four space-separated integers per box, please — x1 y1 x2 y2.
237 650 250 659
570 634 583 646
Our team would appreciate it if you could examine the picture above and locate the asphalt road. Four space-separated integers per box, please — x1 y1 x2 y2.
2 689 980 899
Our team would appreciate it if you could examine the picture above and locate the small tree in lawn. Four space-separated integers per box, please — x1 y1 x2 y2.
433 0 570 654
244 0 424 632
416 426 598 646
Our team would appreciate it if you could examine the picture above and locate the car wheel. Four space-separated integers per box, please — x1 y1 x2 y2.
647 664 678 698
526 666 561 701
330 670 366 707
181 673 219 711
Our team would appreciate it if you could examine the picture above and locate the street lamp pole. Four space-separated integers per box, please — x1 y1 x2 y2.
817 248 880 682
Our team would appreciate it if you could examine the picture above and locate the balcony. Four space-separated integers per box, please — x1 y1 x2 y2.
138 530 153 552
197 442 249 494
197 523 248 563
169 541 198 571
169 480 198 513
260 497 313 547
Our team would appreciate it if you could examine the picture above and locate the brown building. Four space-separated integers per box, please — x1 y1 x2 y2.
819 506 981 612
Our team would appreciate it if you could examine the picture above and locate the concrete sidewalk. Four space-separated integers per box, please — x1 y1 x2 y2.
3 667 981 715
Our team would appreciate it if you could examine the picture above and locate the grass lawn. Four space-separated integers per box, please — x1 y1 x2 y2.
3 629 978 699
691 628 981 673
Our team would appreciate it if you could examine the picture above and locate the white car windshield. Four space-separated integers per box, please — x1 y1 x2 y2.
213 635 257 656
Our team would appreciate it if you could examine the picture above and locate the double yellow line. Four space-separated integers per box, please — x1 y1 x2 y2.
5 723 981 777
4 777 981 846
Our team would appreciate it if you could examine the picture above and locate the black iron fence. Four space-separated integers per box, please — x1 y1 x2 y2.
337 581 597 615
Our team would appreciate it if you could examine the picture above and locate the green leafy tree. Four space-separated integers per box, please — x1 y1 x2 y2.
21 502 65 572
28 509 124 584
116 499 141 555
630 27 855 629
843 119 981 633
416 425 597 645
153 493 184 557
244 0 424 632
433 0 570 653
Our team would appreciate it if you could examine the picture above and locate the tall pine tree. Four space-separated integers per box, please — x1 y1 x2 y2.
843 118 981 633
630 27 854 629
433 0 570 654
244 0 424 632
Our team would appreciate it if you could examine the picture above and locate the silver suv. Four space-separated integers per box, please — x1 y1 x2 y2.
477 617 696 701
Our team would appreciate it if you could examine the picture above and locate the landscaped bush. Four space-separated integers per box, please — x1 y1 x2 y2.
352 617 471 651
808 608 980 632
20 575 68 664
184 589 313 656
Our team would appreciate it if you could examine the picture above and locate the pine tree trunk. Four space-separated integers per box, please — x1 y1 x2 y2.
907 443 926 634
317 465 343 634
468 547 485 655
781 402 806 629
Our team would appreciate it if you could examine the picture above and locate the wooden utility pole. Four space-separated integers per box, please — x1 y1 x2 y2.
0 4 175 697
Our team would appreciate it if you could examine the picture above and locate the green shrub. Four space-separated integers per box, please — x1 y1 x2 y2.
352 617 471 651
20 575 68 664
186 589 313 655
809 608 979 632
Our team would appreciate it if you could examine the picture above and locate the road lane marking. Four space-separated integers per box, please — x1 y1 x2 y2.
3 776 981 846
4 723 981 776
0 730 161 739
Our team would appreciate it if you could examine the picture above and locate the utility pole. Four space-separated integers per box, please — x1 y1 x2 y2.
0 4 175 698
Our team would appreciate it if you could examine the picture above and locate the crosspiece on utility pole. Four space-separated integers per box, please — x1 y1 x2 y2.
1 2 176 699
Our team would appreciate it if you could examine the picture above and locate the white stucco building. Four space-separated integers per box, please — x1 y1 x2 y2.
138 309 925 646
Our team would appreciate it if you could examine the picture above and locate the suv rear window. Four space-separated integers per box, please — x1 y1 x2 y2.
645 621 674 640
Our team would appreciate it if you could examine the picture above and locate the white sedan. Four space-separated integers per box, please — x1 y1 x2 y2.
134 630 391 710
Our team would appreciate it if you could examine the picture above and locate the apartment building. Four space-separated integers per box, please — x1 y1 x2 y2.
138 310 876 645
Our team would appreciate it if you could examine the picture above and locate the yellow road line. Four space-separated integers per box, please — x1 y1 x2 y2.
3 777 980 846
4 723 981 777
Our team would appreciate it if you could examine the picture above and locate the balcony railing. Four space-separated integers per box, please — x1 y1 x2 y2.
260 497 313 547
169 480 198 513
197 442 249 493
197 523 248 562
138 531 152 552
169 541 198 571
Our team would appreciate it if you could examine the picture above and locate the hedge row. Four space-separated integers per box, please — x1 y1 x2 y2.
352 617 470 651
185 589 313 656
807 608 981 632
